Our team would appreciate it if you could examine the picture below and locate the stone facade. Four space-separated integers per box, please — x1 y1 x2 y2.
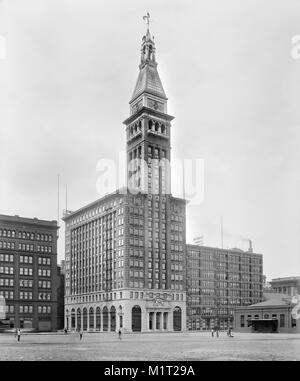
63 26 187 332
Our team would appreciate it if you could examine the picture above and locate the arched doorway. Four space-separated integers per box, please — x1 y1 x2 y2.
132 305 142 332
96 307 101 331
173 307 182 331
83 308 88 331
110 306 116 331
103 307 109 331
77 308 81 331
89 307 94 330
71 309 76 330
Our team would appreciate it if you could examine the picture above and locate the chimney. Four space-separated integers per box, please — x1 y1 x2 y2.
248 240 253 253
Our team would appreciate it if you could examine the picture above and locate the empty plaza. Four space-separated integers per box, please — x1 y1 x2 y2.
0 331 299 361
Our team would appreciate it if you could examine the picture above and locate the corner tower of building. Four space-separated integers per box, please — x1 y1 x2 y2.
124 24 173 195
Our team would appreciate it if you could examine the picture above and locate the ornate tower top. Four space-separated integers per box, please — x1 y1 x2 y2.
130 13 167 104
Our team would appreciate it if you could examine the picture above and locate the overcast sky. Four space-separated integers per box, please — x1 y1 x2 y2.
1 0 300 280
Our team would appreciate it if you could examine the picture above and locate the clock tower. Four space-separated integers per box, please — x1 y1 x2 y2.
123 25 173 195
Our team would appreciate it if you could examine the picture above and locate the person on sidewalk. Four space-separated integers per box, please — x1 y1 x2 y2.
118 329 122 340
79 329 83 340
17 328 21 342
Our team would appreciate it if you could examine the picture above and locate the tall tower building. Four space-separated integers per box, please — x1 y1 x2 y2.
63 19 187 332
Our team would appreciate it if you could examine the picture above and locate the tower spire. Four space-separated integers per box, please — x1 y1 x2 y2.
143 12 151 33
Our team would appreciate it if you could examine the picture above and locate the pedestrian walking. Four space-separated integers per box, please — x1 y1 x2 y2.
79 329 83 340
211 328 214 337
216 329 219 338
118 328 122 340
17 328 21 342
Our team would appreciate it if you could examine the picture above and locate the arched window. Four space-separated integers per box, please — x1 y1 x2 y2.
96 307 101 331
83 308 88 331
71 309 76 330
161 124 166 134
103 306 109 331
77 308 81 331
132 305 142 332
148 120 153 130
155 122 159 132
110 306 116 331
89 307 94 330
173 306 182 331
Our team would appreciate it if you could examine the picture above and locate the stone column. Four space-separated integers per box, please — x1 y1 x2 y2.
108 311 111 331
168 310 173 332
64 312 68 330
100 311 103 332
75 311 77 331
94 310 96 332
87 311 90 331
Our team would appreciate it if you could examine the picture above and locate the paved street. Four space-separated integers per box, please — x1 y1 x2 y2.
0 331 299 361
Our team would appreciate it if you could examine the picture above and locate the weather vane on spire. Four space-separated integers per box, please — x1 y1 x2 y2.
143 12 151 32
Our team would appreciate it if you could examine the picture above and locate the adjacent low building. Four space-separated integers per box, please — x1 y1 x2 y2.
186 244 263 331
0 214 59 331
269 277 300 296
234 293 300 333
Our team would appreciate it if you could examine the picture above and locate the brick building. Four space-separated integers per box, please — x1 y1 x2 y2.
63 25 187 332
186 244 263 330
0 214 59 331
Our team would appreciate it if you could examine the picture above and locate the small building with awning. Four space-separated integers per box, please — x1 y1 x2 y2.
234 293 300 333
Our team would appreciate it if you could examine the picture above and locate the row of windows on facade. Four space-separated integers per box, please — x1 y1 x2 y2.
240 314 297 328
188 296 261 306
70 256 184 273
0 254 52 265
189 277 261 286
67 290 184 304
188 289 261 299
189 307 237 316
0 241 53 253
0 289 51 301
70 278 184 293
67 198 124 227
188 285 262 294
67 194 184 229
0 264 52 277
189 276 261 284
188 252 261 265
5 305 52 314
0 229 53 242
188 263 261 273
